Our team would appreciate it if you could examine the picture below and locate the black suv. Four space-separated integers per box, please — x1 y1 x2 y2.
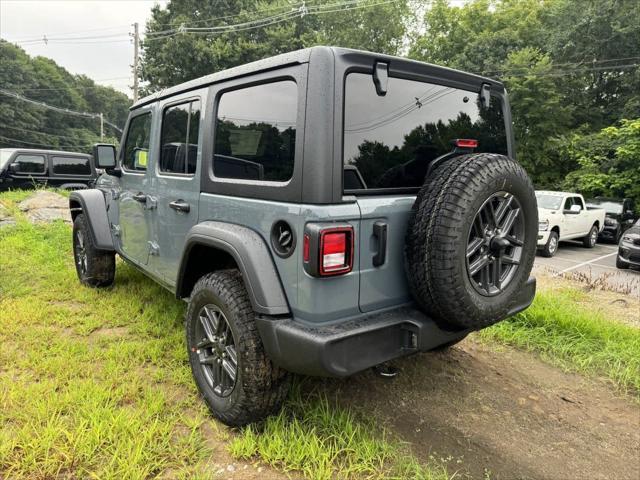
586 197 637 243
0 148 98 191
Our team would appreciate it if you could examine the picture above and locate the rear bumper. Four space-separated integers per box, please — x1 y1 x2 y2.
257 277 536 377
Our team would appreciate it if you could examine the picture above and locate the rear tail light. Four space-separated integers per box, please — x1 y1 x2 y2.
303 224 354 277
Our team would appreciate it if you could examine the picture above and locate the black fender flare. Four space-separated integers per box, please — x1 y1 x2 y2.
68 189 114 251
177 222 290 316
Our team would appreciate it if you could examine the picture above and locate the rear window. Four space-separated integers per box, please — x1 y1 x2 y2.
343 73 508 192
52 156 91 175
213 80 297 182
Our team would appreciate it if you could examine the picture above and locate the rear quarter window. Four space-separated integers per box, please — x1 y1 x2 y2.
343 73 508 192
52 156 91 175
213 80 297 182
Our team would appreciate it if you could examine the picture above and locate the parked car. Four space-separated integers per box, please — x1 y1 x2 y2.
536 191 606 257
585 197 636 243
616 219 640 270
0 148 97 191
69 47 538 426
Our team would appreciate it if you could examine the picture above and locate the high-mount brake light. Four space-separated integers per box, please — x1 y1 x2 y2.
303 224 354 277
455 139 478 149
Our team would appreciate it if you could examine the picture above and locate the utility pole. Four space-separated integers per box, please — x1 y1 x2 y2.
132 22 140 103
99 113 104 140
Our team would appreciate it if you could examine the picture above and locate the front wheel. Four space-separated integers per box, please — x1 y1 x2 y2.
73 213 115 287
582 225 598 248
186 270 290 426
540 231 559 258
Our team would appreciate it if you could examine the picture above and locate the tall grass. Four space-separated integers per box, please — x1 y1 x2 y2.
229 383 452 480
479 287 640 394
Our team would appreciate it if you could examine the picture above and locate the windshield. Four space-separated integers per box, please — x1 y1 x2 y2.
586 199 623 214
536 193 563 210
343 73 508 191
0 150 14 172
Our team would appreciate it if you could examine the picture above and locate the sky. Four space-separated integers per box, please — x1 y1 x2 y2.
0 0 168 97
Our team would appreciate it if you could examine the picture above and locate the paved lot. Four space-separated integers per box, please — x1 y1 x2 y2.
534 240 640 297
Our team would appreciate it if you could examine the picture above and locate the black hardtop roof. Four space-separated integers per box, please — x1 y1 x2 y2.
131 46 504 110
0 147 90 157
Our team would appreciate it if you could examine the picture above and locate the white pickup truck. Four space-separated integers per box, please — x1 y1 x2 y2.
536 191 606 257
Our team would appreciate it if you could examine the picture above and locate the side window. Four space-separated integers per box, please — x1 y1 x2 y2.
14 154 46 174
122 112 152 171
52 156 91 175
214 80 297 182
564 197 573 210
160 100 201 175
573 197 584 210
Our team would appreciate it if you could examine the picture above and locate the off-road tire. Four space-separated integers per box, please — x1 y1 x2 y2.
540 231 559 258
186 270 290 426
616 256 629 269
72 213 115 287
405 153 537 330
582 224 599 248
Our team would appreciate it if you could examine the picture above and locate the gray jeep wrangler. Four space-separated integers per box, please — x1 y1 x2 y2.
69 47 537 426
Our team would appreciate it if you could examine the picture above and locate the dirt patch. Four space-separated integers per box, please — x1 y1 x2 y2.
197 421 296 480
305 338 640 480
18 191 71 223
89 326 129 338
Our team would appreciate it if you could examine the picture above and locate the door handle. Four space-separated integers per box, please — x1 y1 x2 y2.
169 199 190 213
372 221 387 267
132 192 147 203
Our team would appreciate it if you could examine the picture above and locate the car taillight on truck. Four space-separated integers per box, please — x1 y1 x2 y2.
303 224 354 277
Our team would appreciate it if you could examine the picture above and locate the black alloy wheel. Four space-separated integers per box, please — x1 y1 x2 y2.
466 191 524 297
194 304 238 397
75 229 88 276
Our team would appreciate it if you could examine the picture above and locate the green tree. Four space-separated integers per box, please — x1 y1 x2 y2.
562 119 640 208
502 47 572 182
0 41 129 152
140 0 410 91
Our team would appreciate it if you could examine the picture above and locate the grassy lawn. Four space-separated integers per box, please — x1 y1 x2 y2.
479 282 640 395
0 190 451 479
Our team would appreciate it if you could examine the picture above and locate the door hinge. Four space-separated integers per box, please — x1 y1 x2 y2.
148 241 160 256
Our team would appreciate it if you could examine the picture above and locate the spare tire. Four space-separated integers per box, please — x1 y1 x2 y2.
405 153 537 330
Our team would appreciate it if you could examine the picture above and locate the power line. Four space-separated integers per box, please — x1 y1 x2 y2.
480 57 640 76
482 63 640 78
0 89 123 133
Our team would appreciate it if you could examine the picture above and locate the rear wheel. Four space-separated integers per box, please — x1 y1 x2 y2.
540 231 559 258
405 153 537 330
582 225 598 248
186 270 290 426
72 213 115 287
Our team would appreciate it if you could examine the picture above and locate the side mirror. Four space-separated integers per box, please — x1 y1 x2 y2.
563 204 581 214
93 143 117 169
8 162 19 174
625 210 634 217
